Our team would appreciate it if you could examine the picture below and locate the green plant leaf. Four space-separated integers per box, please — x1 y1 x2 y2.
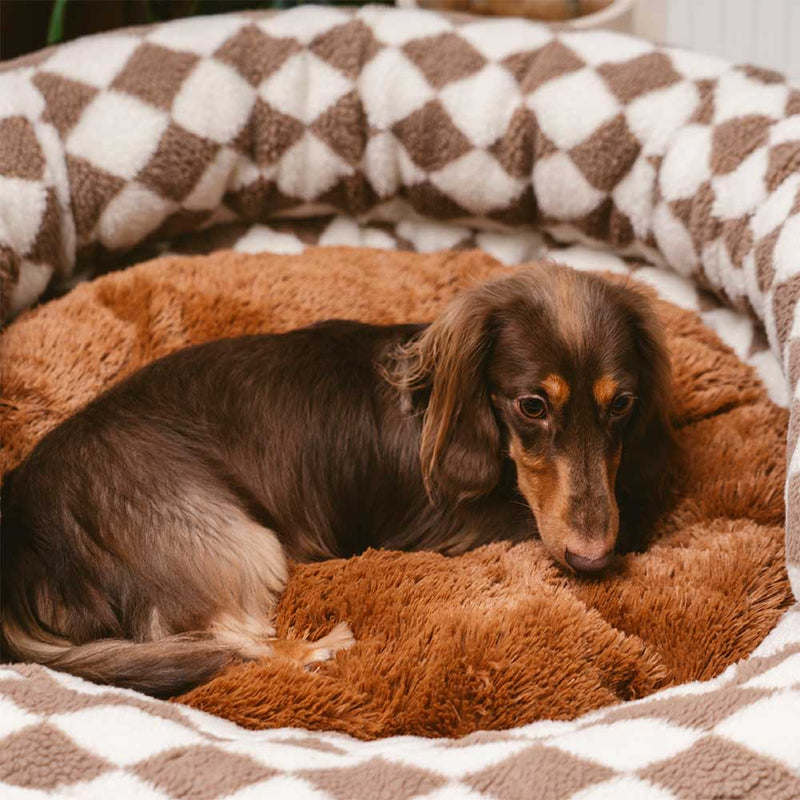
47 0 69 45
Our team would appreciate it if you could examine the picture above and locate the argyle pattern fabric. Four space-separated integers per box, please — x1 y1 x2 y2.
2 6 800 796
1 608 799 799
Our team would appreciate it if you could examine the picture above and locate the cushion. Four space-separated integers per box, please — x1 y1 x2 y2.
1 247 791 738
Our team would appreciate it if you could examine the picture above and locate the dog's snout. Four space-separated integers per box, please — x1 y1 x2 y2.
564 548 613 573
570 493 613 538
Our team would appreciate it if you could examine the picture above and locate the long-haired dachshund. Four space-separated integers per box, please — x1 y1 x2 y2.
1 263 672 695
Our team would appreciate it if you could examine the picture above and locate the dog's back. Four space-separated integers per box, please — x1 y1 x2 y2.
1 323 420 693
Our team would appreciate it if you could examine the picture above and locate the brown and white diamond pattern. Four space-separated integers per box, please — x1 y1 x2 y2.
1 615 800 800
648 73 800 323
0 67 70 313
0 8 788 296
2 2 796 310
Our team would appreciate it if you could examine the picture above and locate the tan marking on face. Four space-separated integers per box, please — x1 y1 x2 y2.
510 435 622 569
509 436 572 565
541 373 570 409
591 443 622 556
509 436 548 474
593 375 620 407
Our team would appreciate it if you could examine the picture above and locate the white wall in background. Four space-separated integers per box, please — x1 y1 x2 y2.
634 0 800 79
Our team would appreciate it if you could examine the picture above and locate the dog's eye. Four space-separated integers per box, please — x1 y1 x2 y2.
516 395 547 420
609 393 635 417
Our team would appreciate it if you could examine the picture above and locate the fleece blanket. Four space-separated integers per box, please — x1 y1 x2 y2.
1 4 800 796
1 611 799 799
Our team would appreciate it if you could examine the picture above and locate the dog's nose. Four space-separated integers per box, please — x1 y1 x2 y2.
564 548 613 573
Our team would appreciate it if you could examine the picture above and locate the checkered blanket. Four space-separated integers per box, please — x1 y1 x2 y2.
2 5 800 795
1 607 798 798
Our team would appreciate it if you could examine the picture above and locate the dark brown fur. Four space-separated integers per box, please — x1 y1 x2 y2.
1 264 672 695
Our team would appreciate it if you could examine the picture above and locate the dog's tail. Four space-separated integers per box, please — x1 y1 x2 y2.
1 613 233 697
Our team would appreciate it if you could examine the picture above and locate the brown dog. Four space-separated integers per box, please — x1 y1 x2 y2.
1 263 672 695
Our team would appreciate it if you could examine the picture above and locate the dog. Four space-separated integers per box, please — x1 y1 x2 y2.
1 263 672 695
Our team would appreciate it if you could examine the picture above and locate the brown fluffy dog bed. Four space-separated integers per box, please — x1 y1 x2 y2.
0 248 792 739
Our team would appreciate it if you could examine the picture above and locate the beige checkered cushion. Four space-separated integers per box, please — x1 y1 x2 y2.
1 609 798 798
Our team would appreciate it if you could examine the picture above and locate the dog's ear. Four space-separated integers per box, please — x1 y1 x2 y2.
613 284 675 548
397 290 502 505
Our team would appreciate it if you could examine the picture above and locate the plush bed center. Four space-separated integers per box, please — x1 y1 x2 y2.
0 247 791 739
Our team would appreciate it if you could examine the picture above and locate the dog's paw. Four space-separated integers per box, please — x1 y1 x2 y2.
266 622 355 668
304 622 355 666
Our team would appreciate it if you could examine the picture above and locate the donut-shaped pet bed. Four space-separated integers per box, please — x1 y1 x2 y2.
2 245 792 743
2 6 800 796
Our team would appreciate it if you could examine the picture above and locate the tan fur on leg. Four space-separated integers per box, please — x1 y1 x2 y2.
267 622 355 668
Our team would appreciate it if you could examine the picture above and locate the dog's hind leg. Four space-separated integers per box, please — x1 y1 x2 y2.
265 622 355 668
209 614 354 668
152 509 355 669
4 473 353 693
146 505 354 670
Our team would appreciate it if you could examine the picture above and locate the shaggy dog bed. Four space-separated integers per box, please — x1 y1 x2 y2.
2 247 791 738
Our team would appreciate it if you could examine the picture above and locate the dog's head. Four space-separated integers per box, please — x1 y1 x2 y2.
397 263 672 573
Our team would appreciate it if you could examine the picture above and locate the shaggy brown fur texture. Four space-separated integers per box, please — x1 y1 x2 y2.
0 247 792 738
